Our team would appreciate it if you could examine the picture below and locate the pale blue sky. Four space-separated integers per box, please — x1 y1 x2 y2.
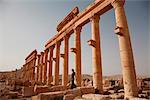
0 0 149 76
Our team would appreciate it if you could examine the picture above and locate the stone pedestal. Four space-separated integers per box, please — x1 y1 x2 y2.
111 0 138 98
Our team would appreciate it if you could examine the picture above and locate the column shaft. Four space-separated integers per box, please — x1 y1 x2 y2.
32 59 36 81
36 55 41 82
74 27 82 87
48 46 54 85
39 52 44 83
43 49 49 84
91 15 103 93
111 0 138 98
54 42 61 85
62 35 69 86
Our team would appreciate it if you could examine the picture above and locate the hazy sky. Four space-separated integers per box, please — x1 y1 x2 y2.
0 0 149 76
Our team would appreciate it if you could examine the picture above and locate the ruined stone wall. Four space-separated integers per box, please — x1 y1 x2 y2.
0 69 22 81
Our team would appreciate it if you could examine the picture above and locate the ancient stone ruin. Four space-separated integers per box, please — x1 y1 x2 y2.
0 0 149 100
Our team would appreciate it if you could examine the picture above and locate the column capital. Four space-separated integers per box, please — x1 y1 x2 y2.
44 49 49 53
49 45 55 50
40 52 44 55
55 41 61 46
90 14 100 22
111 0 124 9
64 34 70 40
73 26 82 33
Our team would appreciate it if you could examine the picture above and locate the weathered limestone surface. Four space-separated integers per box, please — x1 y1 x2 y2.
57 7 79 32
34 85 50 94
49 85 65 92
37 91 64 100
66 88 82 97
82 94 111 100
62 35 69 87
43 49 49 84
54 42 61 85
1 0 139 99
47 46 54 85
111 0 138 98
74 26 82 87
89 15 103 94
79 87 95 95
63 94 75 100
22 86 34 97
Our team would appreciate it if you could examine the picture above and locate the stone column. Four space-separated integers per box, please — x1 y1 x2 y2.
88 15 103 93
111 0 138 98
32 59 36 81
43 49 49 84
62 35 69 87
36 54 41 82
54 41 61 85
39 52 44 83
47 46 54 85
71 26 82 87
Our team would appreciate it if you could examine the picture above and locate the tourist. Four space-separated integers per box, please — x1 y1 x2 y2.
71 69 76 89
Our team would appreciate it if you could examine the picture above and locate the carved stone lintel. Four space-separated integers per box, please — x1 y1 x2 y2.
57 7 79 32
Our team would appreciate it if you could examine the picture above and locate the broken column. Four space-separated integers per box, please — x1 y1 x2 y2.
111 0 138 98
88 14 103 93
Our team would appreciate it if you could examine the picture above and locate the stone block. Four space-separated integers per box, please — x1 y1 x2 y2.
63 94 75 100
38 91 65 100
82 94 111 100
34 85 50 94
8 91 18 99
31 95 38 100
23 80 31 86
22 86 34 97
49 85 65 92
79 86 95 95
66 88 82 97
110 93 124 99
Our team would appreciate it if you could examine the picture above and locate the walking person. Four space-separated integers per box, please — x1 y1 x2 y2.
71 69 76 89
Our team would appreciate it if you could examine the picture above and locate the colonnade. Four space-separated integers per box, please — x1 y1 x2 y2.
21 0 138 98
